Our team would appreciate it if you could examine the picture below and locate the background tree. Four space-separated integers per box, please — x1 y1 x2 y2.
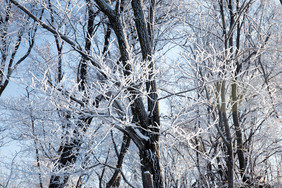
0 0 42 96
159 0 281 187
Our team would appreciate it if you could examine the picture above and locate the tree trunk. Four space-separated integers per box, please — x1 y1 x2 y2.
140 142 163 188
131 1 163 187
49 117 92 188
106 135 131 187
232 81 250 184
220 81 234 188
94 1 163 187
49 1 95 186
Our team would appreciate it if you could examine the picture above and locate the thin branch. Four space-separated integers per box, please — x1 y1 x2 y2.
10 0 104 73
158 80 219 101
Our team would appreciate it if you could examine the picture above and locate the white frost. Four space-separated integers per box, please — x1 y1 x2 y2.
134 128 149 141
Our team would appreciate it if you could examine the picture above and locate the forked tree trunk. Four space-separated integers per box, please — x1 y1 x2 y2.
131 0 163 187
94 0 163 187
49 1 96 186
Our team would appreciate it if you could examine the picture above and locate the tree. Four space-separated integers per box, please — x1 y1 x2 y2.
0 0 41 96
9 0 166 187
0 0 281 187
163 0 282 187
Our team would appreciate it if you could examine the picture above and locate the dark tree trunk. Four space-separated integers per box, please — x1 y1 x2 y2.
94 0 163 187
106 135 131 187
49 1 95 186
140 141 163 188
219 80 234 188
219 110 234 188
49 117 92 188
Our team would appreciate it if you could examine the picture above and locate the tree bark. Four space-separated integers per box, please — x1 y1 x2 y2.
220 81 234 188
106 135 131 187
